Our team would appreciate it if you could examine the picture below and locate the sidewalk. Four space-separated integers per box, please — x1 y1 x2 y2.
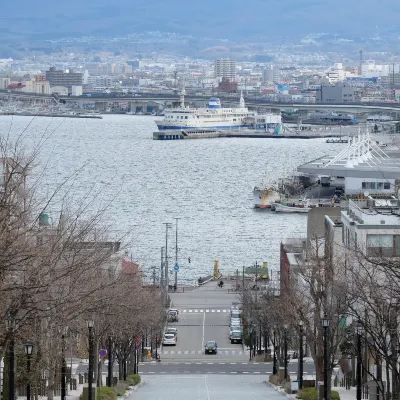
266 374 357 400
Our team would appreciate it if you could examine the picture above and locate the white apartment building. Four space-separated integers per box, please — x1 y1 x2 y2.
87 76 114 88
71 85 83 96
0 77 10 90
262 65 280 84
214 59 236 80
361 61 400 79
51 86 69 96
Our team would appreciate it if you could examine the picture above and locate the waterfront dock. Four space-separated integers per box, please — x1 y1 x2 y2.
153 127 358 140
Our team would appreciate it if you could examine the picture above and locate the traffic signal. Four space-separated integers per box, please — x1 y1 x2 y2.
188 257 191 263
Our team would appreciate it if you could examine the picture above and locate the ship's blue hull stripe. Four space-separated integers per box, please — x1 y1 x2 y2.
157 125 263 130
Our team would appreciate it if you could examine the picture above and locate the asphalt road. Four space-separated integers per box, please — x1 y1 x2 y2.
138 360 316 375
127 375 285 400
162 283 247 361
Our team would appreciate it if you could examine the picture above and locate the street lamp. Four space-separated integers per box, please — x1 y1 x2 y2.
87 320 94 400
24 341 34 400
356 320 364 400
5 312 15 400
61 327 68 400
321 314 331 400
299 321 304 390
284 324 289 380
273 325 278 375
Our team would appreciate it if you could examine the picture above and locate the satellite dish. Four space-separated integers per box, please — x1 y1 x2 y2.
364 191 370 197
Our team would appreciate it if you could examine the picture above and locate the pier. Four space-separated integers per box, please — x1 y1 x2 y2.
153 129 357 140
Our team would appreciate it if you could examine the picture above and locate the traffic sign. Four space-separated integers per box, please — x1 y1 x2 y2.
99 349 107 357
174 264 179 271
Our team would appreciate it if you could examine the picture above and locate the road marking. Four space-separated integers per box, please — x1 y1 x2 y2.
207 362 214 364
189 310 193 313
177 351 182 354
223 309 227 312
211 310 215 312
197 350 201 354
195 309 199 312
184 351 188 354
242 362 247 364
161 372 166 374
243 372 249 374
253 362 259 365
219 362 225 365
239 351 243 355
191 351 195 354
171 351 175 354
149 372 155 374
206 309 210 312
183 310 187 313
200 309 204 312
254 372 261 374
217 310 221 313
219 372 225 374
230 372 237 374
201 311 206 348
230 362 236 364
196 362 202 364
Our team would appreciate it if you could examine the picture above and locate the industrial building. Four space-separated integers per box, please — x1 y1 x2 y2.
315 83 359 103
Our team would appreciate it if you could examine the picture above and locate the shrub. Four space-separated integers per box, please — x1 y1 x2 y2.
97 387 117 400
269 374 281 385
127 374 141 386
331 391 340 400
116 392 125 397
297 387 318 400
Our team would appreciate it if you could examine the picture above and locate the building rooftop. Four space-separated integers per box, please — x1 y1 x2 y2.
342 198 400 227
298 131 400 179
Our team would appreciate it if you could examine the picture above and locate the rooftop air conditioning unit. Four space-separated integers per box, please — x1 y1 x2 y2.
381 220 386 224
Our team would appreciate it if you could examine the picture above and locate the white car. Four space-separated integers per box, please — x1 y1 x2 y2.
162 333 177 346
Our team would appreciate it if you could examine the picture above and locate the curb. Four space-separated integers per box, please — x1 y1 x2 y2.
265 381 296 399
132 380 144 392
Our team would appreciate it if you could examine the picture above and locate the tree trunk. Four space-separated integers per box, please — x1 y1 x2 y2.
2 353 10 400
46 360 55 400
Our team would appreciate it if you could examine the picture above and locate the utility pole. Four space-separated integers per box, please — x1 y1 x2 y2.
174 217 180 289
160 247 164 286
151 266 157 286
163 223 172 291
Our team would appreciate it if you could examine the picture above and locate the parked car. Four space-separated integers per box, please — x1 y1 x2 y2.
166 327 178 336
230 331 243 344
162 333 177 346
167 310 179 322
205 341 218 354
229 328 242 340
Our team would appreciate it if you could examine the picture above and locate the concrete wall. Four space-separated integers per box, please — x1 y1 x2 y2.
345 177 395 195
307 207 342 242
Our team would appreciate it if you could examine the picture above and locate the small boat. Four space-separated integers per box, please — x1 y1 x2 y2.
272 200 310 213
253 185 281 208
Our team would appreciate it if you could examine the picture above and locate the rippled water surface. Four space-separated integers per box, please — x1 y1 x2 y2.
0 115 343 282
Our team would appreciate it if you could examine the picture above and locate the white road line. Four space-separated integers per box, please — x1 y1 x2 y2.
242 362 247 364
171 351 175 354
254 372 261 374
149 372 156 374
253 362 259 365
161 372 166 374
230 362 236 364
219 362 225 365
196 362 202 364
217 310 221 313
219 372 225 374
230 372 237 374
239 351 243 355
184 351 188 354
163 351 168 355
200 309 204 312
197 350 201 354
206 309 210 312
211 310 215 312
183 310 187 313
189 310 193 313
223 309 227 312
177 351 182 354
195 309 199 312
191 351 195 354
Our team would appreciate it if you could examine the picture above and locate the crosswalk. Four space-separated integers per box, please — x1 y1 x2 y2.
161 349 249 356
179 309 229 313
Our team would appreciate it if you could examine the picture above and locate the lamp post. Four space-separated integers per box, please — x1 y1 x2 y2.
356 320 364 400
61 327 68 400
299 321 304 390
321 314 331 400
24 342 34 400
87 320 94 400
107 336 113 387
5 312 15 400
284 324 289 380
273 326 278 375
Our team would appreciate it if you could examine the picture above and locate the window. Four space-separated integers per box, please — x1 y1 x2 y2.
367 234 393 257
384 182 390 189
185 116 188 119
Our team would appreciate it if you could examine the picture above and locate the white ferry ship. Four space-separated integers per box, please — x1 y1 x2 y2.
155 90 281 131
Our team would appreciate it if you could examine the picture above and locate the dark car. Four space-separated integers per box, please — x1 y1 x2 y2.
230 331 242 344
204 341 218 354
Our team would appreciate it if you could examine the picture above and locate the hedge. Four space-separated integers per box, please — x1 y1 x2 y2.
97 387 117 400
127 374 141 386
297 387 340 400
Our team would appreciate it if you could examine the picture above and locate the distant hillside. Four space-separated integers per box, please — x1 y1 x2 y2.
2 0 399 41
